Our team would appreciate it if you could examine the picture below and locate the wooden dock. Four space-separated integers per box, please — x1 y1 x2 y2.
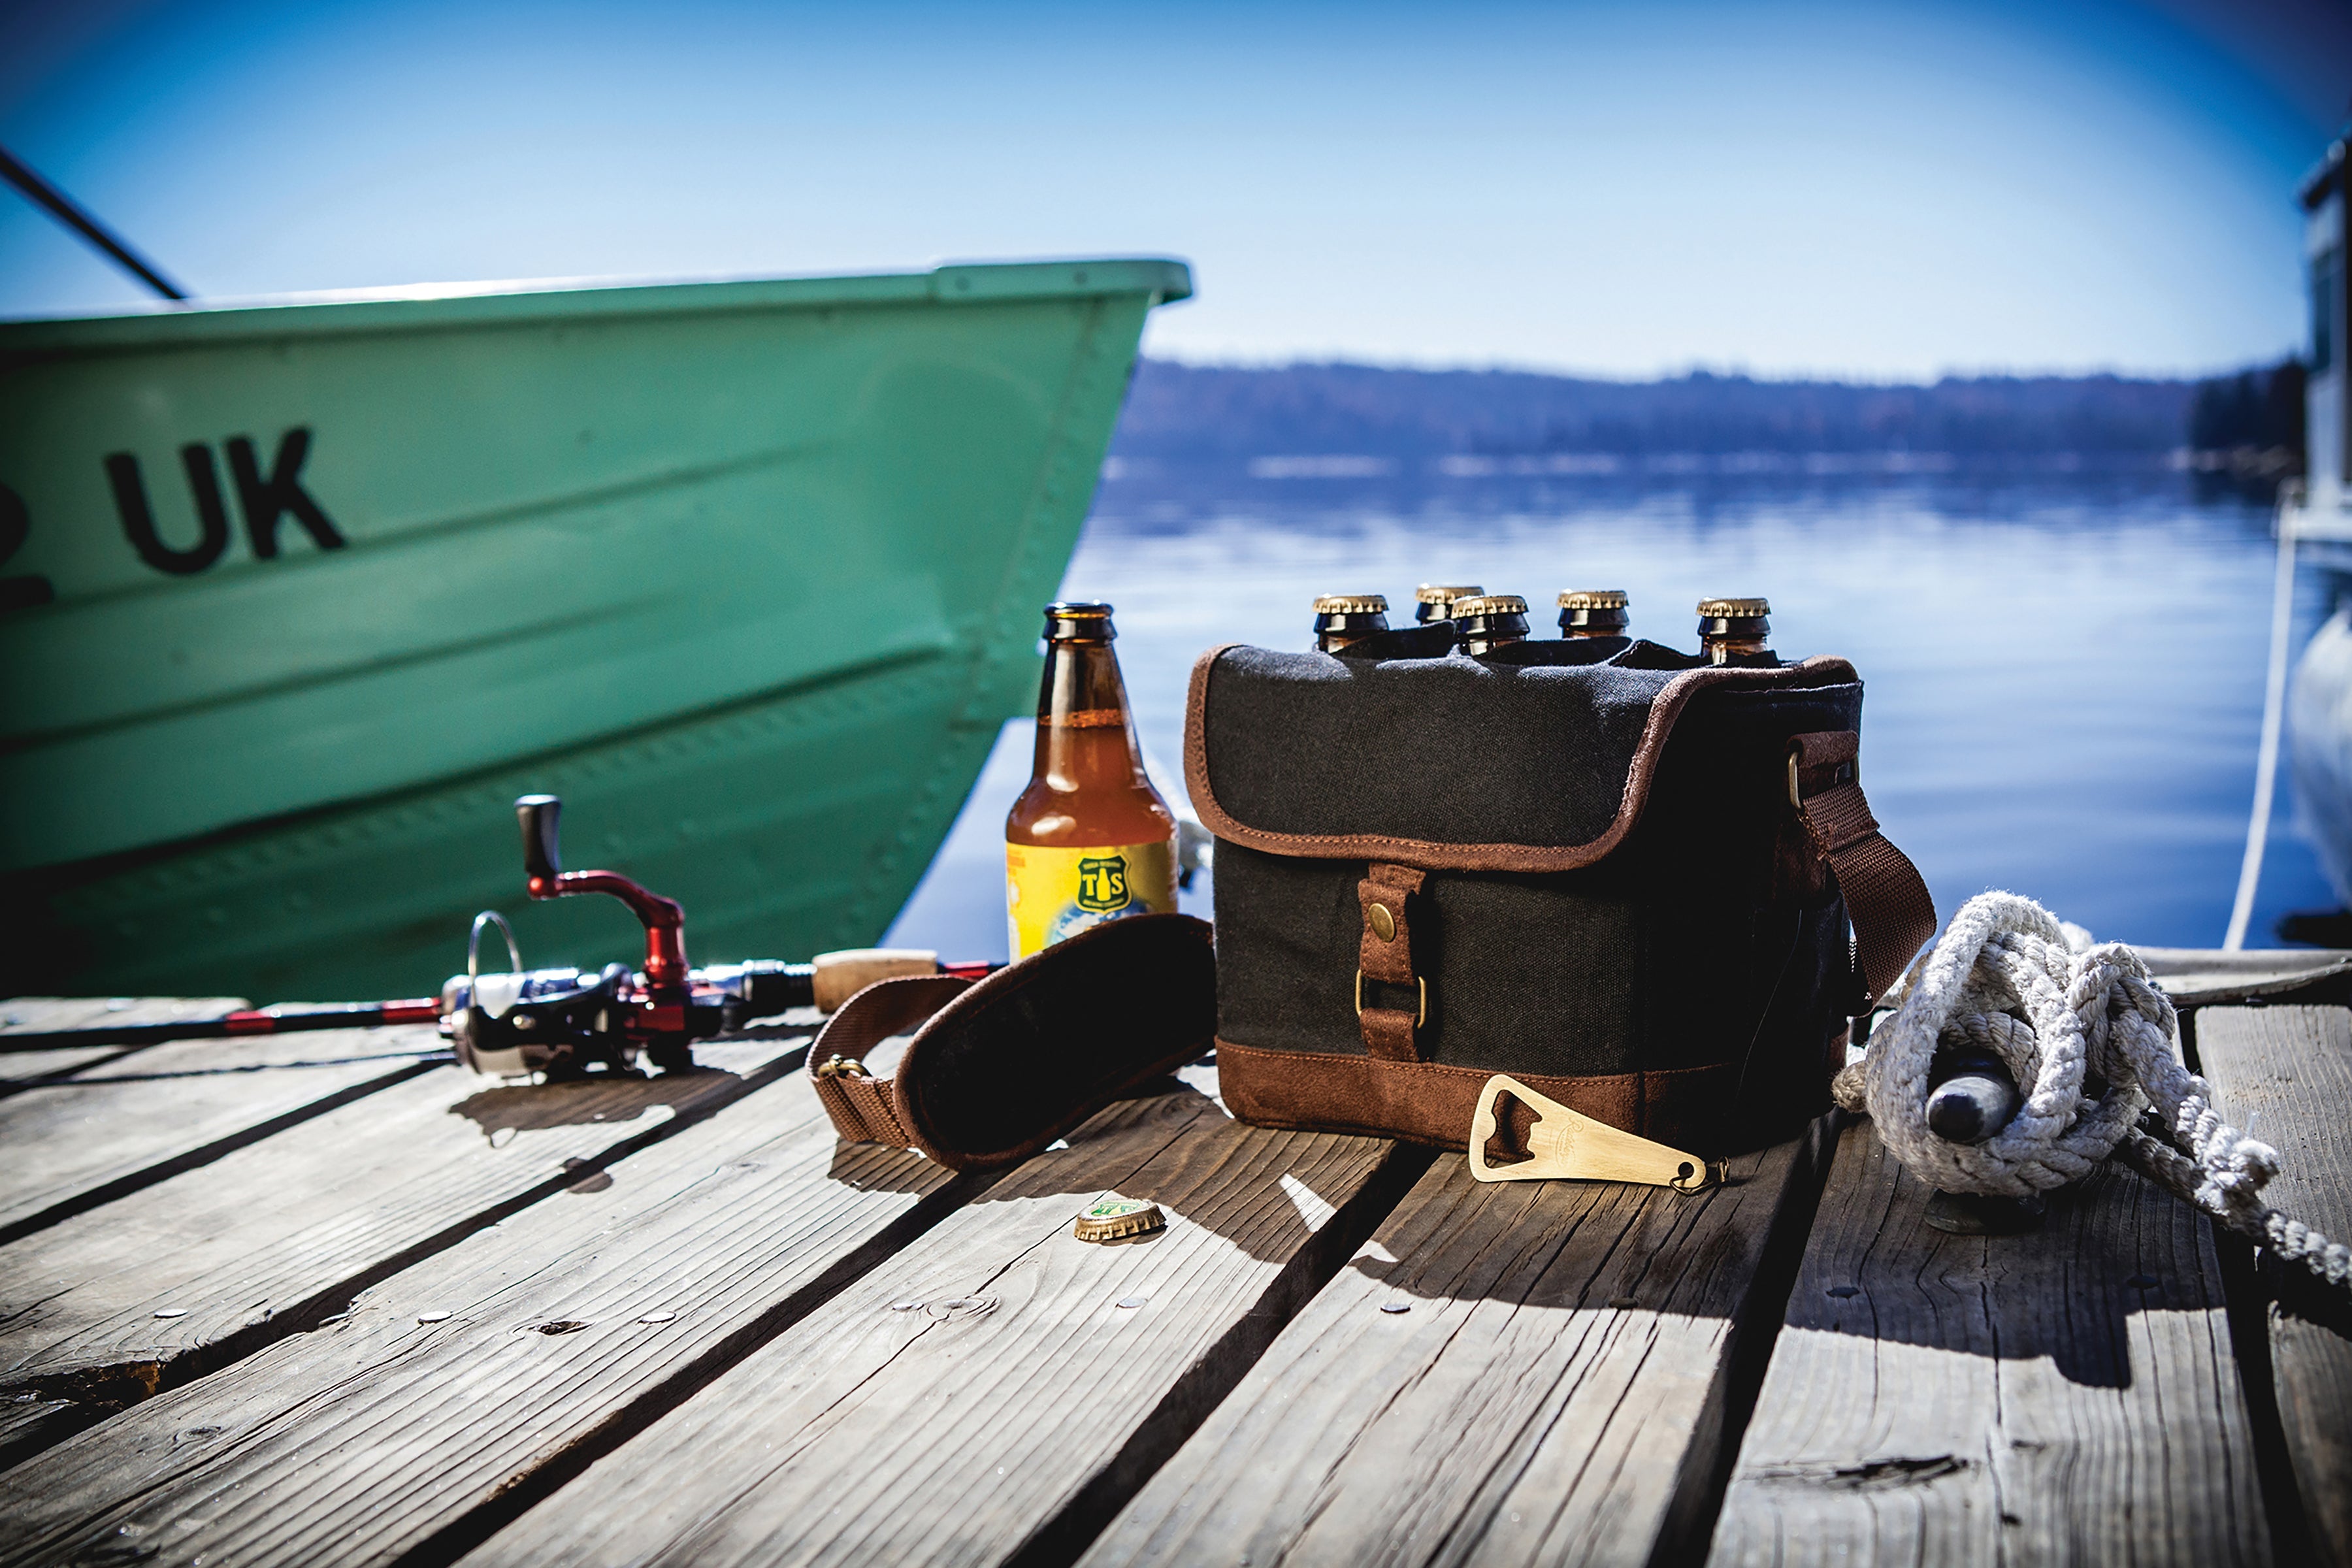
0 966 2345 1567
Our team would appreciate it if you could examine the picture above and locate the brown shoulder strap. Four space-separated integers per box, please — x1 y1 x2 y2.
1790 730 1937 1006
806 974 970 1151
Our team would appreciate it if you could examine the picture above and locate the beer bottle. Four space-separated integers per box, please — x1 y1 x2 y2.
1313 593 1390 653
1696 597 1776 665
1450 593 1531 655
1004 602 1178 960
1413 583 1484 624
1557 589 1630 638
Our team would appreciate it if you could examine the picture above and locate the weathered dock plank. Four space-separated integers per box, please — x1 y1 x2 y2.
0 997 245 1089
0 1035 806 1431
2197 1003 2352 1568
459 1086 1420 1568
0 1071 966 1568
1080 1130 1823 1568
1706 1120 2270 1567
0 1022 442 1245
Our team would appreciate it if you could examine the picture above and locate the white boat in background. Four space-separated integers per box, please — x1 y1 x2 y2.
2233 135 2352 945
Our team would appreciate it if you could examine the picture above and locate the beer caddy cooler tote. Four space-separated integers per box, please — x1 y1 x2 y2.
1185 627 1936 1161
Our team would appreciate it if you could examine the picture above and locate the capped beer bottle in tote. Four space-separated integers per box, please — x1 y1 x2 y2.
1414 583 1483 624
1556 589 1630 638
1005 602 1179 960
1313 593 1390 653
1697 596 1776 665
1449 593 1531 655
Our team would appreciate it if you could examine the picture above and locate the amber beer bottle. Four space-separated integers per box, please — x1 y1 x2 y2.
1004 602 1178 960
1557 589 1630 638
1413 583 1483 624
1313 593 1390 653
1450 593 1530 655
1696 596 1776 665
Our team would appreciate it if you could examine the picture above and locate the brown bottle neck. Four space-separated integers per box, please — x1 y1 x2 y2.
1032 638 1149 791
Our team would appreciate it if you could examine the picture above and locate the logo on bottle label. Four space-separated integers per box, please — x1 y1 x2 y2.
1006 839 1175 959
1075 855 1131 912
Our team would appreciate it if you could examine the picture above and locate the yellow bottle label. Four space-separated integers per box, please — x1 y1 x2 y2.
1005 838 1176 960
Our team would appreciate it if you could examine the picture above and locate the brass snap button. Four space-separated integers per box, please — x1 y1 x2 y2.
1368 902 1396 941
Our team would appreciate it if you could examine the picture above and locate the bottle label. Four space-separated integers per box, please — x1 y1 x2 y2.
1005 838 1177 960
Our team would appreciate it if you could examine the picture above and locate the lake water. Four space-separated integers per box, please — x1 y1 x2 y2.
885 461 2341 962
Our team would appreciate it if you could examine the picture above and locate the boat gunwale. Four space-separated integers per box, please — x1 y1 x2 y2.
0 257 1194 353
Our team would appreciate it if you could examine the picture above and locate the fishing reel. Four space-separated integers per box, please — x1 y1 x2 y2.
440 795 805 1078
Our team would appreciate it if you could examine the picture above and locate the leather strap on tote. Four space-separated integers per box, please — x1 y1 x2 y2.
807 973 969 1150
804 913 1218 1171
1789 730 1936 1006
1357 862 1428 1061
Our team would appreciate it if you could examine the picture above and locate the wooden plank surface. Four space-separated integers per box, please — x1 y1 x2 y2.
0 1021 444 1245
1707 1120 2271 1567
0 997 246 1090
0 1034 807 1431
460 1084 1419 1568
2197 1003 2352 1567
0 1071 969 1568
1081 1130 1824 1568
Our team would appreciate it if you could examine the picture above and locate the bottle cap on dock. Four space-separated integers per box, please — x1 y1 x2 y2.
1043 602 1116 640
1557 589 1629 610
1695 597 1770 619
1414 583 1482 606
1449 594 1528 617
1313 594 1390 614
1073 1194 1166 1243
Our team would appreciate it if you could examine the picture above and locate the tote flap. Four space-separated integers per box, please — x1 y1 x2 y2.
1184 642 1861 872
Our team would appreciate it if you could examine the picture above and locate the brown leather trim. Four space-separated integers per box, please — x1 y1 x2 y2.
1183 647 1861 872
1215 1037 1759 1155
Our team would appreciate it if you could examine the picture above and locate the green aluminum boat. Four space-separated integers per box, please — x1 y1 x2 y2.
1 258 1191 1000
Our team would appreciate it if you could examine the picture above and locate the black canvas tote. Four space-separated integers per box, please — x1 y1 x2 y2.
1184 627 1936 1157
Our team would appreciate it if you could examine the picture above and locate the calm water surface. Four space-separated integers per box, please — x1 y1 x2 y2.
887 465 2338 961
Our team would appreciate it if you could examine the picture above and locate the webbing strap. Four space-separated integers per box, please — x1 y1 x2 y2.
1790 730 1937 1005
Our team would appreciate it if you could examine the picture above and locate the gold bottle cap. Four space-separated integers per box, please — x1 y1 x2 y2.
1450 594 1528 617
1414 583 1484 605
1073 1194 1166 1244
1558 589 1629 610
1313 594 1390 614
1696 596 1770 618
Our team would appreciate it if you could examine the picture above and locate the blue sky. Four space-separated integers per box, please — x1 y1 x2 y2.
1 0 2344 378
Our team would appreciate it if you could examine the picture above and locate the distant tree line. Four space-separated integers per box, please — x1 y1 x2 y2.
1109 359 2306 464
2187 360 2304 457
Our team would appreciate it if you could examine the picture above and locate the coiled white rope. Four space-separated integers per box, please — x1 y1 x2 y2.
1831 890 2351 1292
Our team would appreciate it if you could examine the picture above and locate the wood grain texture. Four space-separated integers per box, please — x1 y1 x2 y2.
2197 1004 2352 1567
461 1086 1414 1568
0 1020 442 1244
0 1071 965 1567
1707 1120 2270 1568
1082 1130 1824 1568
0 1035 805 1422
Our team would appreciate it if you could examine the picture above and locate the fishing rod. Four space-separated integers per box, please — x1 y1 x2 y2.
3 794 998 1074
0 144 188 301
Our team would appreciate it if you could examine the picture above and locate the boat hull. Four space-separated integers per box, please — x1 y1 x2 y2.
1 260 1188 998
2291 606 2352 911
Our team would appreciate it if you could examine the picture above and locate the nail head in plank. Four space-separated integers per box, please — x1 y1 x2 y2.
1707 1119 2270 1567
0 1035 805 1414
2195 1002 2352 1566
0 1071 962 1566
1083 1125 1825 1568
455 1088 1409 1568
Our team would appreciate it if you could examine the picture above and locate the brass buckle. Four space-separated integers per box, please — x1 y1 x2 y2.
815 1054 868 1079
1787 745 1857 809
1354 970 1428 1026
1469 1074 1729 1190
